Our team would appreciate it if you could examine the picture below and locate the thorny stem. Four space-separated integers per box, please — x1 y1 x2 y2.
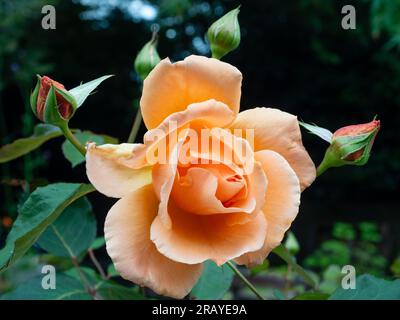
226 261 265 300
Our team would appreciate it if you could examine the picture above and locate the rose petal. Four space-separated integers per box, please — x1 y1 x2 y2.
143 99 235 166
230 107 316 190
150 202 267 265
224 161 268 226
141 55 242 129
104 185 203 299
183 127 255 176
149 105 241 228
171 166 255 215
151 131 188 229
86 143 152 198
193 164 245 203
172 161 267 216
235 150 300 267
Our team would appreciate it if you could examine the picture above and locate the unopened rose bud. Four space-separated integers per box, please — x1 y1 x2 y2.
30 75 77 126
207 7 241 60
134 36 161 81
317 119 380 175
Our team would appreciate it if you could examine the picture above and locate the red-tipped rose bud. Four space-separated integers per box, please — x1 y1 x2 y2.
332 120 380 161
37 76 70 120
317 119 380 175
31 75 77 126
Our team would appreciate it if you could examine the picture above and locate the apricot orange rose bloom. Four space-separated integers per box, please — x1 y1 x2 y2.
85 55 316 298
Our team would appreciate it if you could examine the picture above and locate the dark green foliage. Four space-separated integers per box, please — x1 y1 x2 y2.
191 260 234 300
0 183 94 271
330 274 400 300
37 197 96 258
304 222 388 277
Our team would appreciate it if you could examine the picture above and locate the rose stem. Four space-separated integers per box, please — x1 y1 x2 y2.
59 123 86 156
71 256 99 299
226 261 265 300
316 162 329 177
88 248 108 280
127 103 142 143
139 286 146 297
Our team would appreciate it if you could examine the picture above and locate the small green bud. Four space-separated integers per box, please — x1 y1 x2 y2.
284 231 300 255
134 36 161 81
207 7 241 60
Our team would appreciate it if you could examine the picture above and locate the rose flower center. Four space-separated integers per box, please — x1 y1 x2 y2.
168 132 250 215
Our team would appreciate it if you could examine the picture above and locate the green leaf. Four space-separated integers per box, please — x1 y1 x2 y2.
0 124 62 163
332 222 356 241
273 289 286 300
0 273 92 300
2 266 144 300
299 121 333 143
39 254 74 271
0 124 117 164
69 75 113 108
272 244 317 288
90 237 106 251
329 274 400 300
191 260 234 300
61 130 118 167
66 267 144 300
0 183 95 272
36 197 96 258
292 292 330 300
96 281 144 300
390 257 400 276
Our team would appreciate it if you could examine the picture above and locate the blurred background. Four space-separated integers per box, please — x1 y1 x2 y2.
0 0 399 299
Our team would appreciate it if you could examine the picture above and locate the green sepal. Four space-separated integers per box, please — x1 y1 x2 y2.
334 132 375 164
54 85 78 117
30 75 41 118
69 75 114 108
43 84 67 126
